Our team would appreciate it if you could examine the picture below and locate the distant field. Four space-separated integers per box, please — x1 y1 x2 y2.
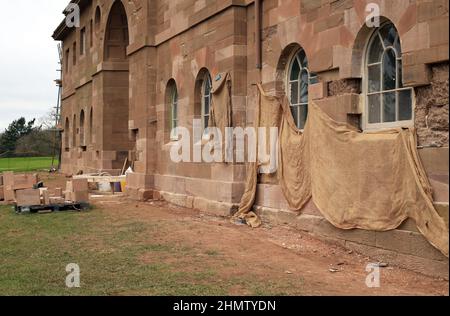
0 157 58 172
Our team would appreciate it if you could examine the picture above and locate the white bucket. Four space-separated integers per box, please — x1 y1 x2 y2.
98 182 112 192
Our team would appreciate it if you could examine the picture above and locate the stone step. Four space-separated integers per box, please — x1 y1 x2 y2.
256 203 449 279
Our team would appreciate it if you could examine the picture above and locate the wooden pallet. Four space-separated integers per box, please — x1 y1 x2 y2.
15 202 90 214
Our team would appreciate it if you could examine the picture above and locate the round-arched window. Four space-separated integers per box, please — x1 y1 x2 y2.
365 22 413 128
287 49 311 129
201 73 212 130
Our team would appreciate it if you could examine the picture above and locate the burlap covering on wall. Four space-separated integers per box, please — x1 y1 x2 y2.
234 84 449 257
210 72 232 133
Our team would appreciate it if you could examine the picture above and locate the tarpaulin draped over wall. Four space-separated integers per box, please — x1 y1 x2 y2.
210 72 232 135
234 84 449 257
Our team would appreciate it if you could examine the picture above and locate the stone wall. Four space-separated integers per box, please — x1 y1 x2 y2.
54 0 449 277
415 63 449 147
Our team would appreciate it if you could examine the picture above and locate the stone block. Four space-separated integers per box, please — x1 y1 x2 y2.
66 181 73 193
42 189 50 205
15 189 41 207
64 191 73 202
292 213 324 232
162 191 186 207
316 220 377 246
257 206 298 225
402 64 431 87
72 191 89 203
54 188 63 198
417 0 449 23
309 82 327 100
138 189 153 202
419 147 449 175
13 174 38 190
309 47 334 73
153 190 163 201
72 179 88 192
50 197 65 204
375 229 447 261
346 241 449 280
186 195 195 209
0 185 4 201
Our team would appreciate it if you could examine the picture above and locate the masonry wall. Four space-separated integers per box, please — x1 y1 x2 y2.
55 0 449 277
245 0 449 278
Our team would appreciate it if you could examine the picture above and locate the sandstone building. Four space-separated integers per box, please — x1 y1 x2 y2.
53 0 449 277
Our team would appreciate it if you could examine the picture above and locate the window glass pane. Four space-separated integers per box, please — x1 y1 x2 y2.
300 70 309 103
380 23 397 48
369 35 383 63
204 116 209 129
290 59 300 80
368 94 381 124
204 96 210 114
290 81 299 104
309 73 318 84
394 35 401 54
173 102 178 121
297 49 307 67
398 90 412 121
368 64 381 92
299 105 308 130
383 92 396 122
397 59 403 88
290 106 299 127
383 49 396 90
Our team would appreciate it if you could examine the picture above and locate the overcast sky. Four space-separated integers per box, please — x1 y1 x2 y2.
0 1 66 132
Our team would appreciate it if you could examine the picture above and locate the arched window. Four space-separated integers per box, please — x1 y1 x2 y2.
72 42 77 66
79 110 85 146
287 49 311 129
65 118 70 151
104 1 128 61
94 6 101 32
89 107 94 144
365 22 413 128
201 73 212 130
72 114 77 148
169 83 179 140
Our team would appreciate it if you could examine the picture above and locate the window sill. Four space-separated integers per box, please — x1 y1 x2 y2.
363 121 414 132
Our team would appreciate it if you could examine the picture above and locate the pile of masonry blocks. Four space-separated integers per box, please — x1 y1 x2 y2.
0 172 89 207
64 179 89 203
1 172 39 205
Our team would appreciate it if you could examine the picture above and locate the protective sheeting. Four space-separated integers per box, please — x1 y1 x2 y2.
210 72 232 135
235 85 449 257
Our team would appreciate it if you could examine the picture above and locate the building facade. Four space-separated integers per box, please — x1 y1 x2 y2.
53 0 449 276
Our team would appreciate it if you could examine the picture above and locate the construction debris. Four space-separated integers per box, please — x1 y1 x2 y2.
1 172 38 203
64 178 89 203
16 189 41 207
1 171 90 214
73 174 126 194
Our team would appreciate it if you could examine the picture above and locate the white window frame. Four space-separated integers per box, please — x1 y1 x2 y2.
201 73 212 131
170 86 179 141
286 48 312 130
363 22 414 131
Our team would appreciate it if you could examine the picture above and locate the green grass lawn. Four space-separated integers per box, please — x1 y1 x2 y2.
0 205 299 296
0 157 58 172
